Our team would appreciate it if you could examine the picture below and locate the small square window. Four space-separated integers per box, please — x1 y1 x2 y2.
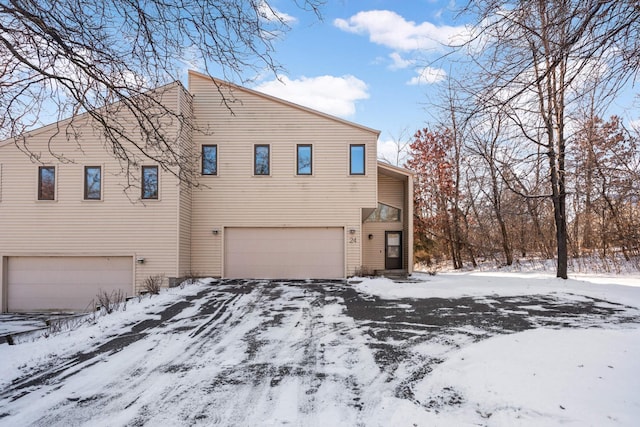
254 145 270 175
84 166 102 200
202 145 217 175
142 166 159 199
297 144 312 175
38 166 55 200
350 144 365 175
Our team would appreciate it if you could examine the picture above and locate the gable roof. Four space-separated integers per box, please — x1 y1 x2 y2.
0 81 190 149
188 70 380 137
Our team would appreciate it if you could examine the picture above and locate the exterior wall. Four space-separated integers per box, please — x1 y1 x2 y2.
0 83 190 308
177 88 194 278
362 166 413 273
188 72 379 277
0 72 413 312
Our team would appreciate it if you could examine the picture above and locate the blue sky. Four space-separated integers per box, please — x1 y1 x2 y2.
204 1 637 164
239 0 471 163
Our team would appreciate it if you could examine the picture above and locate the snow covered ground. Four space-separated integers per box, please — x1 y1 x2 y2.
0 272 638 426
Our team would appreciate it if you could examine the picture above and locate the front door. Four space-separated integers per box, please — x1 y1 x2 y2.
385 231 402 270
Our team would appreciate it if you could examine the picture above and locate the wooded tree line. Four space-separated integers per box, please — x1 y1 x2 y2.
403 0 640 278
407 114 640 270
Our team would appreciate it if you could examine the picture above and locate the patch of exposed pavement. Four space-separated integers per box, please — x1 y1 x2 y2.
0 279 638 425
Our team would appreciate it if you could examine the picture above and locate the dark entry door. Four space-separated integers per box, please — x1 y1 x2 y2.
385 231 402 270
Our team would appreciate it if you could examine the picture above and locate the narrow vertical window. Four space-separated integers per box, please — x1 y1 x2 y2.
141 166 159 200
84 166 102 200
254 145 270 175
350 144 365 175
38 166 55 200
202 145 217 175
297 144 312 175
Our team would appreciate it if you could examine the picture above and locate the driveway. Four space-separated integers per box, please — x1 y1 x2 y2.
0 279 638 426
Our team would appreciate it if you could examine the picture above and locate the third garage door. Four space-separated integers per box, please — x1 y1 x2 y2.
224 227 344 279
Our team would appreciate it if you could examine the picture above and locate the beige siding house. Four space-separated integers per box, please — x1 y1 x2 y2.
0 71 413 312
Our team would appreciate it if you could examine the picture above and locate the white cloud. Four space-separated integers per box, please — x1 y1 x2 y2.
253 75 369 118
377 138 411 166
334 10 468 51
257 1 297 24
407 67 447 85
389 52 414 70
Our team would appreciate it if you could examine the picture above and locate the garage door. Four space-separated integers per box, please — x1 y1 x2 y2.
225 228 344 279
7 256 133 312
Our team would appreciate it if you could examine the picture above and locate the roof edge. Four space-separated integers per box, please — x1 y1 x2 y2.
377 161 414 176
188 70 381 137
0 80 187 148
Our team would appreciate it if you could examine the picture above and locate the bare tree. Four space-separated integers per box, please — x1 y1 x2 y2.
467 113 513 265
457 0 640 278
0 0 322 185
378 128 412 167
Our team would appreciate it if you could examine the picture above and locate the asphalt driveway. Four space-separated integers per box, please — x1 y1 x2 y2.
0 279 638 426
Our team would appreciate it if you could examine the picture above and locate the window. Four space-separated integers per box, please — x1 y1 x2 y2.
141 166 158 199
350 144 365 175
365 203 401 222
84 166 102 200
38 166 55 200
297 144 312 175
202 145 217 175
254 145 270 175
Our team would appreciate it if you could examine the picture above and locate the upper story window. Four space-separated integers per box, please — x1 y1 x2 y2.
254 144 270 176
350 144 365 175
141 165 159 200
365 203 401 222
38 166 55 200
297 144 312 175
84 166 102 200
202 145 217 175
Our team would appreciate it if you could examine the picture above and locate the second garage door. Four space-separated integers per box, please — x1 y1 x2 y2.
225 227 344 279
7 256 133 312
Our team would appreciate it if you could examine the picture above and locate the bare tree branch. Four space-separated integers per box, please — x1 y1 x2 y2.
0 0 324 186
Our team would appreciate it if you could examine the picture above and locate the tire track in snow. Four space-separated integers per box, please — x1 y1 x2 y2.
0 283 256 426
4 280 632 425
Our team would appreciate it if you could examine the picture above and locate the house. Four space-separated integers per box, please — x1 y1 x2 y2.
0 71 413 312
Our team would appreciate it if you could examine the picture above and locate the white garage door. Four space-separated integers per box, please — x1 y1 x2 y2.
225 228 344 279
7 256 133 312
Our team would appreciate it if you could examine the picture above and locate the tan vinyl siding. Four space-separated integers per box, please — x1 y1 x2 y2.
362 222 404 272
362 169 408 272
378 174 404 209
189 72 378 277
0 83 189 296
177 87 194 277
